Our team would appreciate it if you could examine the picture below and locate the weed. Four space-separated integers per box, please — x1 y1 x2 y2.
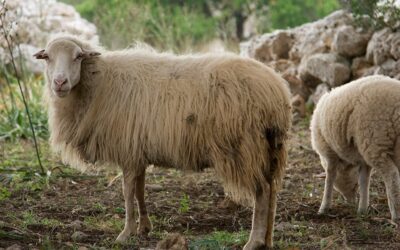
0 75 48 141
114 207 125 214
84 215 124 232
0 186 11 201
190 230 249 249
41 236 56 249
41 218 63 229
179 194 190 213
22 210 39 228
93 202 107 213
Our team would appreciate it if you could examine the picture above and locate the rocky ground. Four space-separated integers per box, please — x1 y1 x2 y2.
1 120 399 249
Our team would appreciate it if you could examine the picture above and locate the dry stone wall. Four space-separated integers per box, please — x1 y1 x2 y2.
241 10 400 118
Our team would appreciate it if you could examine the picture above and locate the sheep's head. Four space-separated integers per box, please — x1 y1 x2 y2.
34 38 100 98
334 165 358 204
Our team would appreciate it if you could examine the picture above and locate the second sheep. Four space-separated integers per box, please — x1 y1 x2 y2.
311 75 400 222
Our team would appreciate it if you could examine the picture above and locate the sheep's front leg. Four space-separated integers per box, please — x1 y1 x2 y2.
318 157 338 214
358 164 372 214
135 171 152 235
116 172 137 243
243 182 270 250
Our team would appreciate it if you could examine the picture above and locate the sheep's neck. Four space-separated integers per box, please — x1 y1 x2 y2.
49 79 93 144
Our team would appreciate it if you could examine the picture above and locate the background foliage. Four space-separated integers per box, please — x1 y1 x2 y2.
344 0 400 30
62 0 341 51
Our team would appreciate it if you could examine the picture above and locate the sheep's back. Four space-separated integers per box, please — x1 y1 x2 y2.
82 53 291 171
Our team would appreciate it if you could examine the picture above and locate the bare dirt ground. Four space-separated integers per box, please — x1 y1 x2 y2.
1 120 400 249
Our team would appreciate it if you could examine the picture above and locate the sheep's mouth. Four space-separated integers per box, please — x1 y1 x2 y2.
53 89 70 97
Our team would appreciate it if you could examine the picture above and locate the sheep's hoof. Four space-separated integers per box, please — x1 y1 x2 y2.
243 240 267 250
391 218 400 229
318 208 327 215
138 217 152 236
115 229 134 243
357 207 368 215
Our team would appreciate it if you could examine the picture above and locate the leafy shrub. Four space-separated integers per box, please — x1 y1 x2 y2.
345 0 400 30
0 73 48 141
268 0 340 29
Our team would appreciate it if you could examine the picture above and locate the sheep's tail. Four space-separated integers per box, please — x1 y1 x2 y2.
265 128 287 247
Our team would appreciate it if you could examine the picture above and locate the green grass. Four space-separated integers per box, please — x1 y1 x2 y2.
189 230 249 250
0 186 11 201
83 215 124 232
21 211 40 228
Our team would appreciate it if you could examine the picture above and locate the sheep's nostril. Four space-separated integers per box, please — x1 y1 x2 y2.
54 78 68 87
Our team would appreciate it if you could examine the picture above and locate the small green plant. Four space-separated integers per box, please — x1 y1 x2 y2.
0 186 11 201
179 193 190 213
41 218 63 229
189 230 249 249
94 202 107 213
84 216 124 232
0 75 48 141
22 211 39 228
114 207 125 214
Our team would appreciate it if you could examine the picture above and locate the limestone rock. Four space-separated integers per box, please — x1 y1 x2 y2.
156 233 188 250
267 59 295 74
351 57 373 79
241 30 294 63
366 28 392 65
291 94 306 118
310 83 330 105
1 0 98 74
71 231 88 241
300 53 350 87
298 60 322 88
390 32 400 60
282 73 310 100
289 10 353 61
240 9 400 110
240 34 273 63
332 25 371 57
271 31 294 60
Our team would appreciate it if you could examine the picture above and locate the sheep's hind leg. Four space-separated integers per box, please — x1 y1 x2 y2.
318 156 338 214
378 160 400 222
358 164 372 214
116 171 137 243
243 182 271 250
135 171 152 235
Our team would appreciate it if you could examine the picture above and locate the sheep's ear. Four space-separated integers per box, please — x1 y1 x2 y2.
82 50 101 58
33 49 48 59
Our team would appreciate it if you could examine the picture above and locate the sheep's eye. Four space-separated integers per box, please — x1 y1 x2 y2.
75 53 84 61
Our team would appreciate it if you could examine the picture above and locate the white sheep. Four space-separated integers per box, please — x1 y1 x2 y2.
311 75 400 222
34 35 292 249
